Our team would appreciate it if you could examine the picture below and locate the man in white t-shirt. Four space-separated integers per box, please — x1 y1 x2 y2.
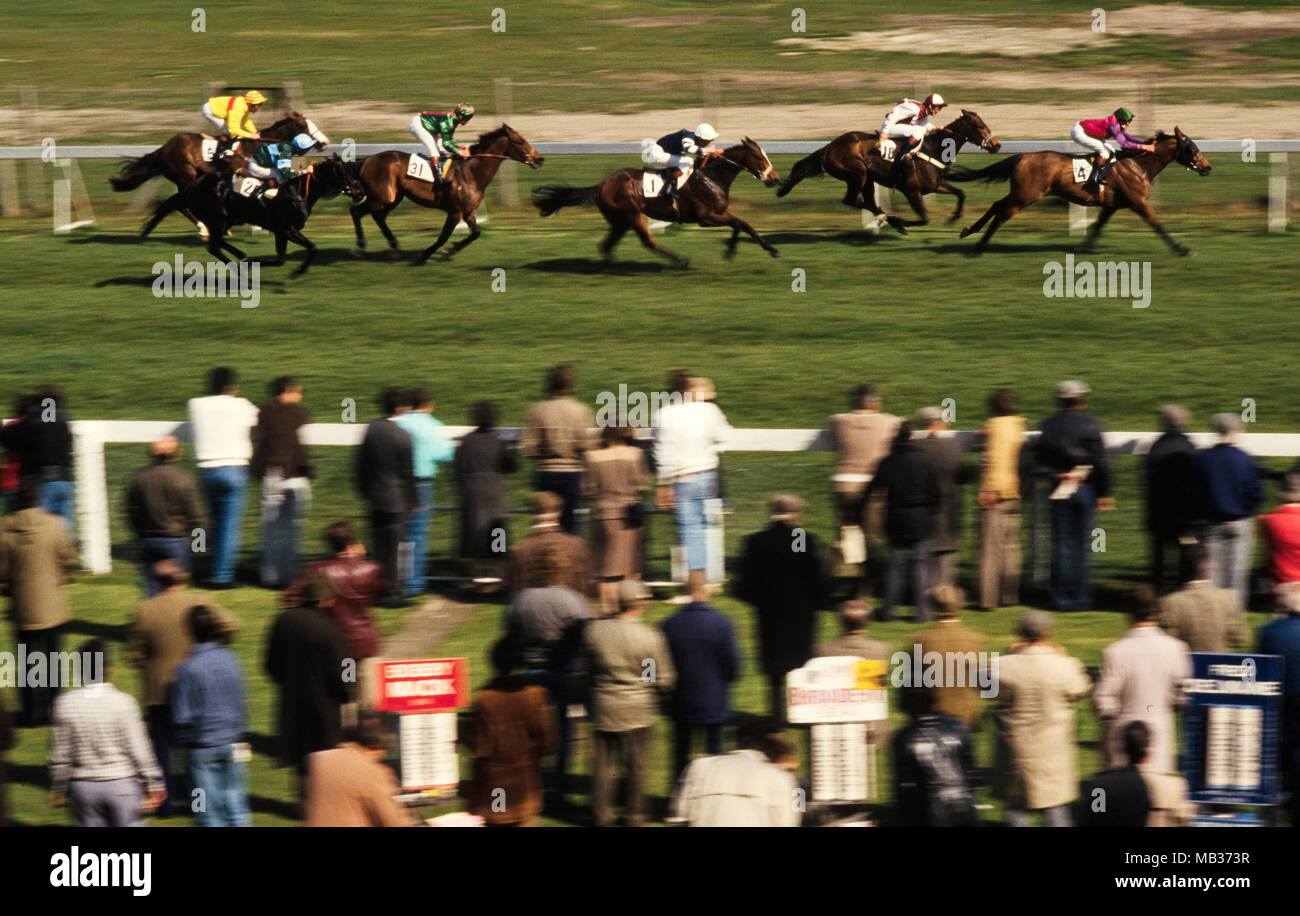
187 367 259 588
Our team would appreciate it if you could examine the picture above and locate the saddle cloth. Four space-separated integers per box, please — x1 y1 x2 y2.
1071 158 1092 183
642 167 690 197
878 138 897 162
201 138 219 162
407 154 451 183
232 176 264 198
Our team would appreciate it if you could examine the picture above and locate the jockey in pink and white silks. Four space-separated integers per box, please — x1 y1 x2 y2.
1069 107 1156 188
878 93 946 183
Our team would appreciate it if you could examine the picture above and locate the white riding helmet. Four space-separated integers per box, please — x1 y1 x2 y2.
694 123 718 142
925 93 946 110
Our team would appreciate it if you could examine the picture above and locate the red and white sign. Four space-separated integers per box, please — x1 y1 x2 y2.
376 658 469 713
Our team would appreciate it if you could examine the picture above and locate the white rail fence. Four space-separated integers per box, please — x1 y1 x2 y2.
70 420 1300 575
0 139 1293 234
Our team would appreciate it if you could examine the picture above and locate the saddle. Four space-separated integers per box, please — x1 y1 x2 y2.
407 154 454 184
642 167 690 198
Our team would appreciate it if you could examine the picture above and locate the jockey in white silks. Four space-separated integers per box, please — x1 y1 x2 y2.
878 93 946 183
643 123 719 200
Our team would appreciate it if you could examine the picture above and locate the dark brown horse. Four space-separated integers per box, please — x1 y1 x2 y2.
777 110 1000 232
950 127 1212 255
531 138 782 267
110 112 327 237
350 124 544 264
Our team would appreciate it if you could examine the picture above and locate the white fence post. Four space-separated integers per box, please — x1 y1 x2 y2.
1068 202 1092 235
73 423 113 574
1269 152 1288 233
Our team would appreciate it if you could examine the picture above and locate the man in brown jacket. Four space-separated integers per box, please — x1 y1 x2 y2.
826 384 900 574
914 585 987 732
0 483 80 726
1159 543 1247 652
126 436 204 598
522 364 595 535
303 716 413 827
502 492 593 597
466 637 555 826
127 560 240 816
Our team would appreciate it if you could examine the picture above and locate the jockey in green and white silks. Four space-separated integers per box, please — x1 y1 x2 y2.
409 102 474 186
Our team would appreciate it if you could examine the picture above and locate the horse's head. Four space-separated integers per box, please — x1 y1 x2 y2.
474 123 545 168
1171 126 1211 176
313 153 365 201
724 137 781 187
953 109 1001 153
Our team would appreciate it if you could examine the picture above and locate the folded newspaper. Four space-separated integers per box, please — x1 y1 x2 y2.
1049 465 1092 500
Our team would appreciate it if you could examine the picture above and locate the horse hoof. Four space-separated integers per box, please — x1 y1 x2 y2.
959 227 973 239
1177 247 1192 257
723 248 737 261
675 258 691 269
769 249 781 259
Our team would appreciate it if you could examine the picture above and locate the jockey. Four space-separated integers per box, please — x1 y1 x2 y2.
879 93 946 183
409 103 475 188
242 133 316 200
644 123 719 200
1071 107 1156 188
202 90 267 157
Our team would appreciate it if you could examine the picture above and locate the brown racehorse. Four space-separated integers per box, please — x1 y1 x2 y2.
110 112 327 237
350 124 544 264
950 127 1212 255
776 110 1000 232
531 138 782 267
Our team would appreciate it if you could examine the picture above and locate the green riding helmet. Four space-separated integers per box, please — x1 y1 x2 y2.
1114 107 1135 124
455 102 475 121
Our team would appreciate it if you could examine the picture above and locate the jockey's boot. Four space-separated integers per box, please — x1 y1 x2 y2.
214 134 232 160
888 149 911 187
663 169 680 203
1082 157 1112 191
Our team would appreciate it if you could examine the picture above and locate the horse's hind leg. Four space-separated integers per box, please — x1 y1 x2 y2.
599 222 630 262
936 180 965 224
444 212 481 258
372 206 401 254
960 200 999 239
285 227 317 276
1082 206 1117 250
629 213 688 267
414 212 458 265
970 197 1022 255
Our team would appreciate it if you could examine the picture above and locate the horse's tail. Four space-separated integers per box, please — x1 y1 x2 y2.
531 183 598 217
775 148 825 198
947 155 1022 184
141 192 182 238
110 151 164 191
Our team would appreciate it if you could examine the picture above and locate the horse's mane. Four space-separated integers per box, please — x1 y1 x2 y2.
1152 130 1175 143
474 124 512 146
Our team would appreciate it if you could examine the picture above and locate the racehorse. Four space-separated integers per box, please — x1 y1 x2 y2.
776 110 1001 231
350 124 544 264
110 112 328 238
140 154 361 276
949 127 1212 255
531 138 782 266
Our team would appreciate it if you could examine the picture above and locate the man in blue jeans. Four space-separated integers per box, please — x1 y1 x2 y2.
171 604 251 826
393 387 454 598
188 368 259 589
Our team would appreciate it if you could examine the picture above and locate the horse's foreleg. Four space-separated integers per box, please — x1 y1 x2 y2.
700 212 780 259
444 212 481 258
891 189 930 228
414 212 459 265
1082 206 1118 250
350 204 367 250
935 180 966 224
1130 199 1190 256
373 206 401 254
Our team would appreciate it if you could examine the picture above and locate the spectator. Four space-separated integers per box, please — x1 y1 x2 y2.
977 388 1025 610
670 724 800 827
1256 583 1300 828
393 386 454 598
282 521 386 708
865 422 942 621
265 574 351 787
505 541 593 806
171 605 251 826
187 367 259 589
127 560 240 817
355 387 415 608
453 400 517 585
1144 404 1206 591
826 383 901 575
303 715 413 827
522 364 595 535
250 376 312 589
126 436 204 597
1135 721 1195 827
585 423 650 613
0 385 75 532
0 395 31 515
1078 721 1153 828
584 579 676 827
0 691 11 826
503 491 592 597
49 639 166 827
1034 380 1112 612
815 598 891 750
0 482 80 726
1197 412 1262 607
1094 588 1192 773
1261 472 1300 599
662 576 740 779
915 406 972 590
913 584 986 732
736 494 833 721
992 611 1092 827
465 637 555 827
655 372 732 594
1159 542 1247 651
892 685 979 827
